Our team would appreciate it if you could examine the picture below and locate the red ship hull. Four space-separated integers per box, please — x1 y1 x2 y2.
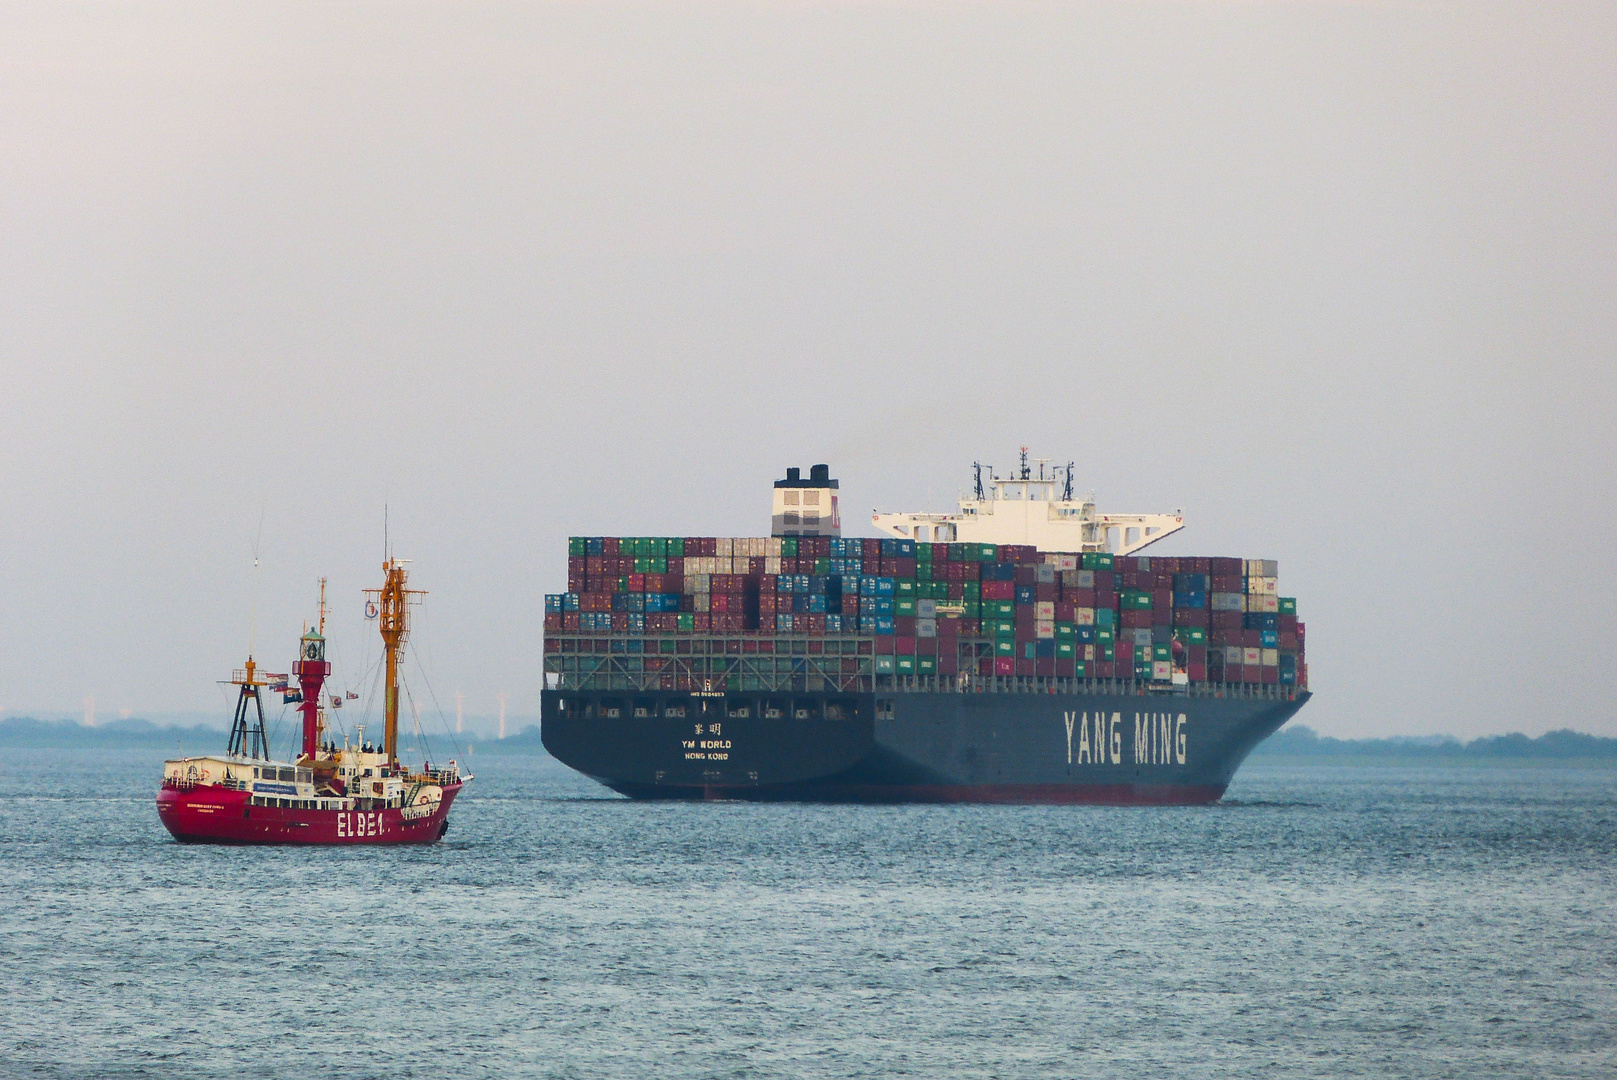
156 783 464 845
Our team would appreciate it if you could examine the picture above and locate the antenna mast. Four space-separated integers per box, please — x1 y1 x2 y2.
365 558 425 764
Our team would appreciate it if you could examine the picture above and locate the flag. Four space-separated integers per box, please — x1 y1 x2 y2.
330 695 343 709
346 691 359 700
282 690 303 704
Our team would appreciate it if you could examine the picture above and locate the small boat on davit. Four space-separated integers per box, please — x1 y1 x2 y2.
157 559 469 845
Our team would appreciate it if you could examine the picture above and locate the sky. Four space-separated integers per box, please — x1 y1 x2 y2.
1 1 1613 740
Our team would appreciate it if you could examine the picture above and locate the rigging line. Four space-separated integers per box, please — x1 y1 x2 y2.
400 680 432 765
407 637 467 765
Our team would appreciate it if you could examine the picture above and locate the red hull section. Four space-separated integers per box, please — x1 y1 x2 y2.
156 784 464 845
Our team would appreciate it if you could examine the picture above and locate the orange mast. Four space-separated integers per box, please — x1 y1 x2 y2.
365 559 424 763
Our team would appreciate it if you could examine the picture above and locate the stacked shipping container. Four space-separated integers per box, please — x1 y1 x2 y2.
544 537 1306 692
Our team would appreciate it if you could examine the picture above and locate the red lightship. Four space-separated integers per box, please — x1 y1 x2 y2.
157 562 468 845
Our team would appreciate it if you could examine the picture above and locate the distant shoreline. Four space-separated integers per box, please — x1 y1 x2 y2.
3 716 1614 765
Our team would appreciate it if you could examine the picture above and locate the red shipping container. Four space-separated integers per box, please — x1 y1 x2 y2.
563 613 580 630
665 574 684 593
917 636 938 655
1014 658 1035 676
1151 606 1172 627
1241 629 1261 647
1121 609 1152 629
1094 660 1115 678
568 556 586 574
1116 640 1135 663
1032 657 1053 677
1210 556 1240 576
938 653 960 675
1242 664 1261 683
806 614 826 634
1152 589 1171 609
1014 565 1037 586
1187 662 1207 682
1055 657 1076 678
1211 575 1243 593
567 575 585 594
994 657 1015 677
1119 571 1138 589
1067 588 1096 607
1173 608 1210 628
666 557 683 574
1188 643 1207 663
1096 590 1119 610
1015 607 1038 626
586 555 605 575
1260 666 1279 685
937 617 961 637
1279 631 1298 649
1093 571 1116 590
1014 623 1035 642
895 635 917 655
544 613 562 632
981 580 1015 600
1278 614 1298 633
1055 601 1076 622
1211 611 1243 630
1186 557 1210 574
1035 582 1057 601
893 616 916 635
693 614 710 632
962 619 981 636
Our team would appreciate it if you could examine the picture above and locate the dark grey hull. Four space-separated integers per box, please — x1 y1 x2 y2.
540 687 1309 804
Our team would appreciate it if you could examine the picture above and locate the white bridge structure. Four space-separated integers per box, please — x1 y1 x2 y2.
871 450 1184 556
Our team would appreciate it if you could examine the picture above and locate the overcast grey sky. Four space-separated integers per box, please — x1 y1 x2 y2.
2 1 1613 739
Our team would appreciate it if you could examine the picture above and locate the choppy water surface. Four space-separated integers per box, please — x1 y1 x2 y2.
1 748 1614 1079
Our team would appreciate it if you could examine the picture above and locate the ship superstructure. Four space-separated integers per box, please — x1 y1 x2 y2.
871 447 1183 555
157 564 468 844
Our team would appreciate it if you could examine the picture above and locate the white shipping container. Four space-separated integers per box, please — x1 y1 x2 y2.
1224 646 1244 665
916 618 938 638
1133 629 1154 647
764 557 781 575
1152 660 1173 681
1261 648 1279 667
1243 647 1262 666
1211 593 1245 612
1076 607 1096 626
1036 620 1056 639
1034 601 1055 620
693 594 709 612
716 538 733 558
916 599 937 618
1077 569 1095 589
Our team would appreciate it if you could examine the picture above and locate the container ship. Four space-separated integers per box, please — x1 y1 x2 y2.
540 453 1309 804
157 561 467 843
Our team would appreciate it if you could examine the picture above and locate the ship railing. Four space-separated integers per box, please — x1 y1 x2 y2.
552 670 1304 703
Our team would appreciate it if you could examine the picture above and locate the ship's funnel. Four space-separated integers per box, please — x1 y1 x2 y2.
772 464 841 538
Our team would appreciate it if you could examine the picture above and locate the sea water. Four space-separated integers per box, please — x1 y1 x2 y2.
1 748 1613 1079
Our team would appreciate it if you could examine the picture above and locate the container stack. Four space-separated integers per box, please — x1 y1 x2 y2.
545 538 1305 692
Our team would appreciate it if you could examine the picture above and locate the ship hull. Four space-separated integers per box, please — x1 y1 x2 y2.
542 688 1308 804
155 783 463 845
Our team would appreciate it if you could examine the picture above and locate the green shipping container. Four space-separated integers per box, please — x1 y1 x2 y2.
669 537 684 556
875 655 895 674
677 614 694 632
988 620 1016 638
917 656 937 673
995 639 1014 656
963 582 981 599
895 579 916 596
1096 627 1115 643
1095 608 1116 629
917 563 933 581
1279 597 1297 615
894 598 916 617
1056 641 1075 658
1056 622 1075 640
978 544 998 561
960 601 980 617
1173 627 1208 645
1121 590 1152 610
1074 660 1088 679
986 599 1015 618
569 537 587 556
916 544 933 561
1152 643 1170 661
896 656 916 675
